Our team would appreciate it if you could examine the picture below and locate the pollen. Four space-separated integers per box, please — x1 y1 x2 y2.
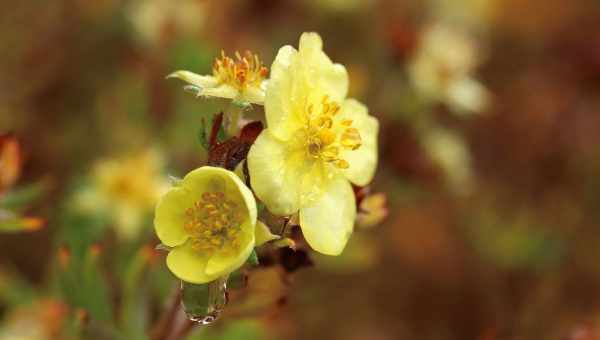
305 96 362 169
212 50 268 91
183 191 245 255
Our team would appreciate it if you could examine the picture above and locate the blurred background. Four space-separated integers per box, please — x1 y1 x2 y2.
2 0 600 339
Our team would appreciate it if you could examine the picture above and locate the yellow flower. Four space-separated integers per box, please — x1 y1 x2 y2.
247 33 379 255
356 193 388 229
154 166 264 284
409 24 489 114
75 149 167 239
168 51 269 105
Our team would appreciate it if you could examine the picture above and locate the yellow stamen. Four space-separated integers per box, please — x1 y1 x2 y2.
304 96 362 169
212 50 268 91
183 191 245 255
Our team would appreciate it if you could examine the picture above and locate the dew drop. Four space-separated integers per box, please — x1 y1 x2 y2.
182 276 228 326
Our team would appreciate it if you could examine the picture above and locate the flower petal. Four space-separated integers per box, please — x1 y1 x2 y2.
265 45 303 141
199 84 238 100
339 99 379 186
167 71 218 88
298 32 349 102
247 130 302 215
299 176 356 255
241 85 265 105
166 241 212 284
255 220 280 246
154 187 194 247
181 166 257 223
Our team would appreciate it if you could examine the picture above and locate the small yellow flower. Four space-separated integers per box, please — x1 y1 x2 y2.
154 166 261 284
75 149 167 239
247 32 379 255
356 193 388 229
409 24 489 114
168 50 269 105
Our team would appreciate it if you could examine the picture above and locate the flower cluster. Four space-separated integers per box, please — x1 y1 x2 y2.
158 32 380 284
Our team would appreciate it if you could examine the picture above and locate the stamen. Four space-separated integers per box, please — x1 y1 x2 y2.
183 191 245 255
212 50 268 91
304 96 362 169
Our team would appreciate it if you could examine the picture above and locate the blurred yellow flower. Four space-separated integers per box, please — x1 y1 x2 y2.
168 50 269 105
154 166 259 284
247 32 379 255
423 128 473 194
0 299 68 340
129 0 207 45
409 24 489 114
76 149 168 239
356 193 388 229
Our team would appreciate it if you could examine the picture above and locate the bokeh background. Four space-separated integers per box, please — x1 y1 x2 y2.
2 0 600 339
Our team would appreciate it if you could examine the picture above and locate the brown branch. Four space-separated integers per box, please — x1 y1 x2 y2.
150 287 182 340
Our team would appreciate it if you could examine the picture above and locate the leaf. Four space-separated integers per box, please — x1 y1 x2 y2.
0 180 49 211
198 113 226 150
207 120 261 170
0 211 44 233
246 249 259 266
239 121 263 144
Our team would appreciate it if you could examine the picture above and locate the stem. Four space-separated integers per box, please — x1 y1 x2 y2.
150 287 182 340
225 102 245 137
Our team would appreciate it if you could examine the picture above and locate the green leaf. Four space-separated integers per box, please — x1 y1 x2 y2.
197 119 210 150
198 114 226 150
246 250 259 266
0 180 48 211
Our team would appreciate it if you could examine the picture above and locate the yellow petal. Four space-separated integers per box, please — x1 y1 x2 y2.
167 71 218 88
166 241 212 284
265 45 303 141
298 32 349 103
255 220 280 246
247 130 302 215
241 86 265 105
205 221 255 276
154 187 194 247
299 176 356 255
199 84 238 100
338 99 379 186
181 166 257 224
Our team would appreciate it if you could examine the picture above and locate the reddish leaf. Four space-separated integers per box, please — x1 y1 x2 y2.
239 121 263 144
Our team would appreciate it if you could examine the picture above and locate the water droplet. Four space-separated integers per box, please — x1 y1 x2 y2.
182 276 228 325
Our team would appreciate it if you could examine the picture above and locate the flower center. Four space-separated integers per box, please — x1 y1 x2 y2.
212 50 268 91
304 95 362 169
184 191 245 255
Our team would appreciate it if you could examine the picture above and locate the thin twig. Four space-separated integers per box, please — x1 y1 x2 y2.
150 287 182 340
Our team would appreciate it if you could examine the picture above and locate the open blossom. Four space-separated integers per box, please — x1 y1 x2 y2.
75 149 168 239
247 33 379 255
168 50 269 105
154 166 267 284
409 24 489 114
